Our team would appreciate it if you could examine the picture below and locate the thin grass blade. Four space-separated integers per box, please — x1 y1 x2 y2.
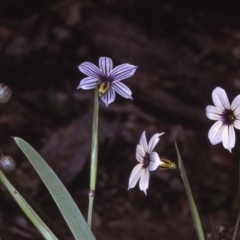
13 137 96 240
208 213 217 240
232 208 240 240
0 170 58 240
231 160 240 240
175 142 205 240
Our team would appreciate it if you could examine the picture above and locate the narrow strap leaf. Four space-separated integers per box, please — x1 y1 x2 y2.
175 142 205 240
14 137 96 240
0 170 58 240
231 160 240 240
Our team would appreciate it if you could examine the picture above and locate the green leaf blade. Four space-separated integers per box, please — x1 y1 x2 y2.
14 137 96 240
231 160 240 240
175 142 205 240
0 170 58 240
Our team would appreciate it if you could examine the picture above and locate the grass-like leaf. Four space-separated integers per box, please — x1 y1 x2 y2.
175 142 205 240
14 137 96 240
231 160 240 240
209 213 217 240
232 208 240 240
0 170 58 240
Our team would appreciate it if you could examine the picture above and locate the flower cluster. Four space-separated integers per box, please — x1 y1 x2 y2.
77 56 239 195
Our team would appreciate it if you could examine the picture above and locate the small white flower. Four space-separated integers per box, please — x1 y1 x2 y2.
77 57 137 107
128 131 164 195
206 87 240 152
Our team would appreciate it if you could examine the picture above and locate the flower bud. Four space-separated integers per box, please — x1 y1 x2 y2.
0 156 16 173
0 83 12 103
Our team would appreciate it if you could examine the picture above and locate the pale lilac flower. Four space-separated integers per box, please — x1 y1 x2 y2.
77 57 137 107
206 87 240 152
128 131 164 195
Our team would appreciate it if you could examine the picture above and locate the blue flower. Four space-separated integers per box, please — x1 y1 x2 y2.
77 57 137 107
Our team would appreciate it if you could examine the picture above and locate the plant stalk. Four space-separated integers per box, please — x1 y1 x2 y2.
87 88 99 228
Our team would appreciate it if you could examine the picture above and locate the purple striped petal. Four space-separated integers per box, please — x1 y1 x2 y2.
108 64 137 82
101 87 116 107
78 62 102 78
77 77 99 90
112 82 133 99
99 57 113 75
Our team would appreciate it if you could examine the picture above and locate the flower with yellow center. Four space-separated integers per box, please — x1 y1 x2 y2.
77 57 137 107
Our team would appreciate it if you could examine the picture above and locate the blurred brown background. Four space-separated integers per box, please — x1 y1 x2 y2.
1 0 240 239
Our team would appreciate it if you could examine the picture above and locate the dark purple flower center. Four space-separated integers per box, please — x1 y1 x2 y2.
100 75 113 83
221 109 236 125
142 153 150 168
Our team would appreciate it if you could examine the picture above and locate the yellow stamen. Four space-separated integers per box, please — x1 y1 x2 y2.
159 157 176 170
229 113 235 121
98 82 110 97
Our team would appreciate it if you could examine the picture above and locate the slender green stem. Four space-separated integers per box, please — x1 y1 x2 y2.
87 88 99 228
0 170 58 240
